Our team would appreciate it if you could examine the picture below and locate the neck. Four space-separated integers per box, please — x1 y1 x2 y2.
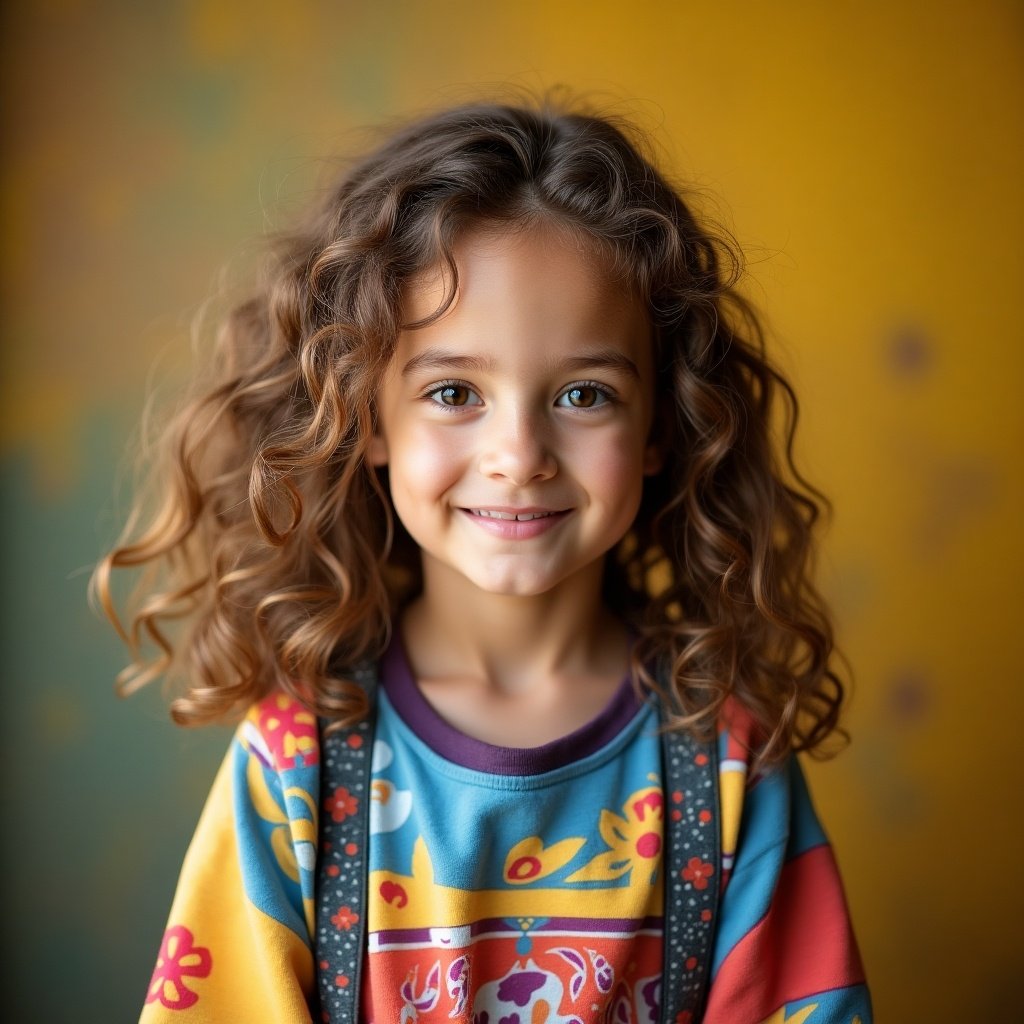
399 556 627 694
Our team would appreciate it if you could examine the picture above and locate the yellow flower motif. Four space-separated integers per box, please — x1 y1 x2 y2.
503 836 586 884
565 785 663 884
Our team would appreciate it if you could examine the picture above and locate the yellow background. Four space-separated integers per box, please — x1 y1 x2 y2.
2 1 1021 1020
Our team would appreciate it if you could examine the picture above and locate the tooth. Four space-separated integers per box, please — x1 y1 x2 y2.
471 509 556 520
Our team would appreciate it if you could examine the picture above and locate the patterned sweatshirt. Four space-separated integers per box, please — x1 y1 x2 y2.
139 639 871 1023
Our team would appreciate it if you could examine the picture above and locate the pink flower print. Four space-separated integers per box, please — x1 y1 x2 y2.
681 856 714 890
145 925 212 1010
326 786 359 823
256 694 319 769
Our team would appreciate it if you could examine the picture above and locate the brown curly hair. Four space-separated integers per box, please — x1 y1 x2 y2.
92 95 847 771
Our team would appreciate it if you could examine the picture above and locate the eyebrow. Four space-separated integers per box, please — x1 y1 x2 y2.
400 346 641 380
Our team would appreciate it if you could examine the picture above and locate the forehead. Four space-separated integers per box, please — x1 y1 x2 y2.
397 223 651 369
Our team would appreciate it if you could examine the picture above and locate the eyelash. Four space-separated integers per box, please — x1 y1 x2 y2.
419 379 617 412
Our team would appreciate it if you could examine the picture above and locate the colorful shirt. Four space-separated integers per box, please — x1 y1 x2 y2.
140 651 871 1023
361 639 664 1022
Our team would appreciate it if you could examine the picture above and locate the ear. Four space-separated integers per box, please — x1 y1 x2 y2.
366 431 388 467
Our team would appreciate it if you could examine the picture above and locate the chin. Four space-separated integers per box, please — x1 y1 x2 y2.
468 571 563 598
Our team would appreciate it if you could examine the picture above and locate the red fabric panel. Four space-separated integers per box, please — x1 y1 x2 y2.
703 844 866 1023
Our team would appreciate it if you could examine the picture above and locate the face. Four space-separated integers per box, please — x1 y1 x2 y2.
368 223 662 600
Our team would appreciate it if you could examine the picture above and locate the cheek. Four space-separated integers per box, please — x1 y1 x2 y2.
388 423 468 504
574 422 648 486
570 426 648 526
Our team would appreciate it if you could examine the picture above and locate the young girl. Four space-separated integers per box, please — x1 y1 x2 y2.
96 98 872 1023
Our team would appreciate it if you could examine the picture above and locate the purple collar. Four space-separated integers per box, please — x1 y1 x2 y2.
380 633 643 776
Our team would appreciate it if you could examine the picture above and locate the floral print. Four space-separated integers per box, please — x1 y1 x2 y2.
331 905 359 930
254 694 319 770
681 857 715 891
503 835 586 884
565 786 664 884
326 786 359 823
145 925 212 1011
141 672 870 1023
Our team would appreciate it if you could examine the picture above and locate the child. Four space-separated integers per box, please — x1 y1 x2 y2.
96 97 872 1023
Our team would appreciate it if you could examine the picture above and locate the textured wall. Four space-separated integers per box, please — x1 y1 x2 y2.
2 1 1021 1020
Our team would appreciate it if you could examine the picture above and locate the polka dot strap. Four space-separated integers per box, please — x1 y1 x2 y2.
657 703 721 1024
315 662 378 1024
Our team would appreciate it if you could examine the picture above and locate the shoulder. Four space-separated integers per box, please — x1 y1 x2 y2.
714 696 821 879
238 691 322 774
716 695 764 779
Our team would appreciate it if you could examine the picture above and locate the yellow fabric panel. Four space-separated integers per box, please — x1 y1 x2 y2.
369 836 663 931
719 768 747 861
139 745 314 1023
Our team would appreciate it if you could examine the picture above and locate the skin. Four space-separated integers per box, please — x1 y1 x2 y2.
369 222 662 747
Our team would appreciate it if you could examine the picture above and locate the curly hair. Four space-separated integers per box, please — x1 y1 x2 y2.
93 95 847 771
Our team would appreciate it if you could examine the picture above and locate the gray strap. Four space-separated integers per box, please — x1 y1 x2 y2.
315 663 378 1022
657 704 721 1024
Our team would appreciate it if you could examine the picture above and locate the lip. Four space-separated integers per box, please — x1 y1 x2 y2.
459 506 571 539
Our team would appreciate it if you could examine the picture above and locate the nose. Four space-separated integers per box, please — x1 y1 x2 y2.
477 403 557 485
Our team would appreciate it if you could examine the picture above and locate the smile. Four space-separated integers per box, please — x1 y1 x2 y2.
469 509 560 521
459 507 570 539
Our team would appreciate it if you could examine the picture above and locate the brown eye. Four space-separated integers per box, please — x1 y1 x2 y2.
558 384 610 409
441 385 469 405
426 383 482 408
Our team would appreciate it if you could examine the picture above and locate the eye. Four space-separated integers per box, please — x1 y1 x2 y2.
424 381 483 408
556 382 614 409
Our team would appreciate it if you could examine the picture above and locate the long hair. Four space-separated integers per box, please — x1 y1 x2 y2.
93 96 846 770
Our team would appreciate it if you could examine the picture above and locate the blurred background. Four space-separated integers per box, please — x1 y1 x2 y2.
2 1 1021 1020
